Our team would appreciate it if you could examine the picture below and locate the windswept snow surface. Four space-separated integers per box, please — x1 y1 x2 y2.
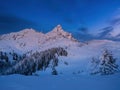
0 74 120 90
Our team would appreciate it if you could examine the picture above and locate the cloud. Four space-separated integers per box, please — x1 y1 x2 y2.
77 27 88 33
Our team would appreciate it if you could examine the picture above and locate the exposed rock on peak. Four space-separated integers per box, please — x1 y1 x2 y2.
52 24 63 32
46 25 76 41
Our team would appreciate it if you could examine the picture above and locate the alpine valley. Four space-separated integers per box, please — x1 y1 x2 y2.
0 25 120 90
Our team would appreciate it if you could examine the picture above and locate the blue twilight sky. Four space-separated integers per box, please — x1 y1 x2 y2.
0 0 120 34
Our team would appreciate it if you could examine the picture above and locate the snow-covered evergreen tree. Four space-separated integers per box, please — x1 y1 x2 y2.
91 49 119 75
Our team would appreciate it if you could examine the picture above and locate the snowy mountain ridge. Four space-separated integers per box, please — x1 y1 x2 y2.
0 25 79 54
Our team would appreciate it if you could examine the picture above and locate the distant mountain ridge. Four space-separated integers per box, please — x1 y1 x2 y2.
0 25 79 54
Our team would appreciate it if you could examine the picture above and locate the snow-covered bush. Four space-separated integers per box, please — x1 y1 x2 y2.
91 49 119 75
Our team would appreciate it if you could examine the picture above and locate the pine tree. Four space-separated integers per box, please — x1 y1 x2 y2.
52 68 58 75
0 51 4 60
4 53 8 62
99 49 119 75
13 52 18 60
91 49 119 75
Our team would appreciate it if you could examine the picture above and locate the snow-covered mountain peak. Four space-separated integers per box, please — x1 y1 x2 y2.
19 28 35 34
46 25 75 41
0 28 44 42
49 24 66 35
19 28 36 33
17 28 44 36
52 24 63 32
0 25 80 54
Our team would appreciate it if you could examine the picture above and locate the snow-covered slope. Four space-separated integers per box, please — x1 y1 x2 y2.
1 39 120 90
1 74 120 90
0 28 45 54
